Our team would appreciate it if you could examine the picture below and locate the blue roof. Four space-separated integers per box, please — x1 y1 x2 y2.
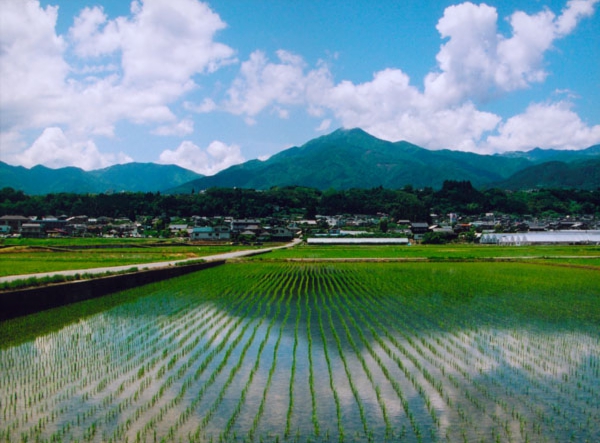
192 227 213 233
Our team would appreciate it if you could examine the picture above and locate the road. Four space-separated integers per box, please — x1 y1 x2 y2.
0 239 302 284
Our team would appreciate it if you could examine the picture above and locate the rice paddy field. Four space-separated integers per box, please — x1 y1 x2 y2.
0 240 260 277
261 243 600 266
1 258 599 443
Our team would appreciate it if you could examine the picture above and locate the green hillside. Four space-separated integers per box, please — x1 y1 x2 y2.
3 129 598 194
0 162 202 194
169 128 539 192
494 159 600 190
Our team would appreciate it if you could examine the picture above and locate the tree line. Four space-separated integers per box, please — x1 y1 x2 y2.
1 182 598 221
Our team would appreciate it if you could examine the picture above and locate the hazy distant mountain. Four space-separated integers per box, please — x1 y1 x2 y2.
497 145 600 163
493 159 600 190
169 128 599 192
0 162 202 194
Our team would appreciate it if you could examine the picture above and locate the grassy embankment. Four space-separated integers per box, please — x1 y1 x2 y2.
0 238 262 290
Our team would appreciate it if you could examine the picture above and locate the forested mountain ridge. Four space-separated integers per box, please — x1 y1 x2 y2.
0 162 202 195
493 159 600 190
2 129 598 194
169 129 600 192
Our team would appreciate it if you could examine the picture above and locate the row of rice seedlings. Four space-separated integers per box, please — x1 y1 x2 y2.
357 303 441 433
316 267 371 439
1 268 252 442
150 267 283 441
457 326 600 440
426 326 554 441
61 294 217 442
84 297 221 442
336 265 508 440
247 268 298 440
0 290 202 442
107 303 231 442
194 268 289 438
311 267 345 442
222 268 299 440
126 283 250 441
339 268 447 441
193 307 268 438
332 275 426 442
324 270 392 441
304 271 320 438
351 265 536 441
284 272 302 439
139 310 252 439
333 266 444 440
467 329 597 439
401 280 600 441
347 263 600 442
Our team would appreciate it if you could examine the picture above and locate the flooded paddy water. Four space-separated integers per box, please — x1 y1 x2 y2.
1 261 599 442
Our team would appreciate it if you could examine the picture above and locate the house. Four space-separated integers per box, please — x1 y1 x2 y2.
213 224 231 240
169 224 189 235
20 223 44 238
191 225 231 241
231 219 262 234
40 218 67 232
191 227 214 240
0 215 30 232
67 215 89 224
269 226 295 241
410 222 429 241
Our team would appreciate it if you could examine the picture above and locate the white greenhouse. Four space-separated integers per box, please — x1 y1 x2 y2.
307 237 410 245
480 230 600 245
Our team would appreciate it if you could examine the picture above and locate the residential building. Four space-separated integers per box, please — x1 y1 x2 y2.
20 223 44 238
0 215 30 232
191 225 231 241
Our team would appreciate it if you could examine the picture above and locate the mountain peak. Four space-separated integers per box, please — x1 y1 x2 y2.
328 127 376 141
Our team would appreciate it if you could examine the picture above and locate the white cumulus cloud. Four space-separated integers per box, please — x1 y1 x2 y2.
0 0 70 130
14 127 132 170
425 0 600 104
152 119 194 136
0 0 235 167
224 50 332 118
485 102 600 152
158 140 245 175
218 1 599 152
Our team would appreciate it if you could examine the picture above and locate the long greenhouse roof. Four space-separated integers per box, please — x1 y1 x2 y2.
480 230 600 244
307 237 410 245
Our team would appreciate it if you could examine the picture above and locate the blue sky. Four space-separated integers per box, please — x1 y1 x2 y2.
1 0 599 174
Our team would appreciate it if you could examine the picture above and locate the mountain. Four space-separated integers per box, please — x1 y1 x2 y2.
3 129 598 194
169 128 599 192
0 162 202 195
493 159 600 190
497 145 600 163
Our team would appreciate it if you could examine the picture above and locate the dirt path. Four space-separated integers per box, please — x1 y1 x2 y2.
0 239 302 284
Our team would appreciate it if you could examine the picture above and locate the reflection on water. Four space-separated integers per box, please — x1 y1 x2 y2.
1 262 599 442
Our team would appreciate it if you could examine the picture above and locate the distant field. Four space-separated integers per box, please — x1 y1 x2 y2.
0 238 259 277
259 243 600 265
2 240 599 277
